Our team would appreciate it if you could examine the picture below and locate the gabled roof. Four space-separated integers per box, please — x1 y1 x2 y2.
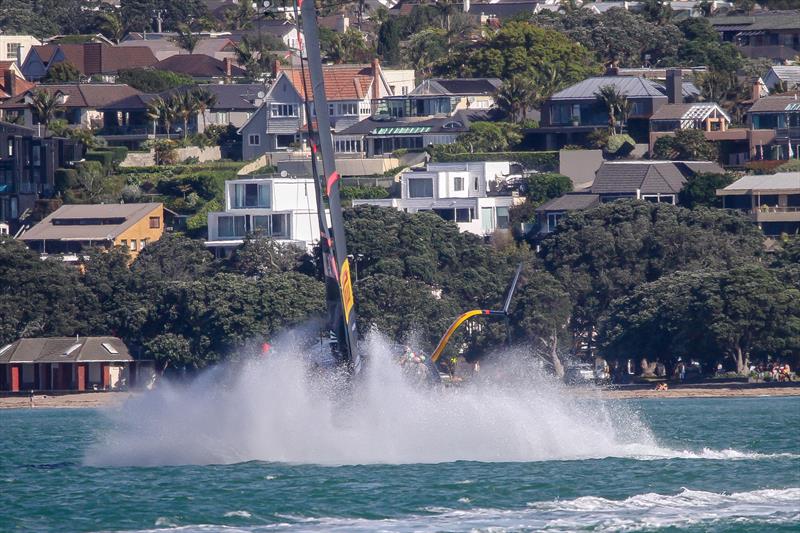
535 193 601 213
411 78 502 96
40 43 158 75
550 76 696 101
192 38 237 55
153 54 245 77
0 83 145 110
748 95 800 113
197 83 265 110
592 161 723 195
709 11 800 32
280 65 377 102
0 336 132 364
766 66 800 87
0 71 35 99
650 102 730 122
20 202 162 242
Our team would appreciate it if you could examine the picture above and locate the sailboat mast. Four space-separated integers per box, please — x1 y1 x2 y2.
298 0 361 373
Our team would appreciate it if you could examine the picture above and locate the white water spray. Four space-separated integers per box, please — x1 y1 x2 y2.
88 332 674 467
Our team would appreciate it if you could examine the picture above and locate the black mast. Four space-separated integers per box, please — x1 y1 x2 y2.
297 0 361 373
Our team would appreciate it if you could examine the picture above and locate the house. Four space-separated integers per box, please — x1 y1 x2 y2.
0 34 41 65
205 176 321 256
0 83 144 134
535 71 699 149
0 336 134 392
21 43 158 82
152 55 245 82
118 37 238 62
239 61 391 159
195 83 266 132
649 102 731 153
406 78 502 111
382 69 416 98
763 66 800 92
353 161 524 236
590 160 724 204
747 94 800 161
710 10 800 61
20 202 165 260
334 109 490 157
716 172 800 236
0 63 35 101
0 121 85 231
535 193 601 234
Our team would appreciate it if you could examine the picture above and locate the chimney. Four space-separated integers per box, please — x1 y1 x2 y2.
371 58 381 98
4 70 16 97
751 78 762 102
224 57 232 78
666 68 682 104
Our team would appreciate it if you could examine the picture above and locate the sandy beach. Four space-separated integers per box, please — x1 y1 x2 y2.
1 383 799 409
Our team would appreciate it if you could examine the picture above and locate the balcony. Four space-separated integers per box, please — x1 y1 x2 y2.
775 127 800 142
750 206 800 223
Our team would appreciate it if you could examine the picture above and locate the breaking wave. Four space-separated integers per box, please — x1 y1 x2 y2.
85 332 785 467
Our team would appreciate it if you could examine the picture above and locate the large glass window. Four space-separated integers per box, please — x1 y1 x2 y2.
6 43 20 60
218 215 247 238
481 207 494 233
496 206 509 229
337 103 358 116
271 103 298 117
408 178 433 198
232 183 271 208
252 214 290 238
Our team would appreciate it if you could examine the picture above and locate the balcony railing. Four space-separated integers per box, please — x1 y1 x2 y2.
775 127 800 141
751 206 800 214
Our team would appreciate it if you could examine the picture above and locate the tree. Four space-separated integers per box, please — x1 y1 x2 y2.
28 89 64 132
600 265 800 374
679 172 736 209
74 161 107 202
233 34 285 81
43 61 81 83
377 18 401 65
227 233 305 277
539 201 764 352
495 76 538 123
191 87 217 132
118 68 195 93
595 84 628 134
524 173 574 205
403 27 449 77
437 22 599 85
172 23 199 53
641 0 673 25
456 122 522 153
96 11 125 43
653 129 718 161
131 233 217 285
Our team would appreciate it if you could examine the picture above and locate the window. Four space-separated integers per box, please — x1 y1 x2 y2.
455 208 472 222
360 104 371 115
149 216 160 228
6 43 20 60
328 103 335 116
101 342 119 355
130 240 137 251
453 176 464 192
481 207 494 233
547 213 563 232
276 134 295 149
496 206 509 229
337 103 358 116
248 134 261 146
271 103 298 117
140 239 147 249
334 139 362 153
474 177 479 191
252 213 290 238
7 139 13 157
32 146 41 167
120 239 127 248
218 215 247 238
233 182 271 208
408 178 433 198
216 112 230 124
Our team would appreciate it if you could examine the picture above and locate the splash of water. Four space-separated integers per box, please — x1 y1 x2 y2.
88 332 665 467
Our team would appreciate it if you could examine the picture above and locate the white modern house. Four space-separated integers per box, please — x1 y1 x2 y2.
205 176 322 256
353 161 525 235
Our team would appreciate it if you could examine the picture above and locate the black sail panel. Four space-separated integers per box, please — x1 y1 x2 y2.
299 0 361 373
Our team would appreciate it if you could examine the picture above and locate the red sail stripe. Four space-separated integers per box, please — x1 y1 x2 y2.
326 171 340 196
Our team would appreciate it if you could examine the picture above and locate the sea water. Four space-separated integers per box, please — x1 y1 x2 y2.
1 338 798 532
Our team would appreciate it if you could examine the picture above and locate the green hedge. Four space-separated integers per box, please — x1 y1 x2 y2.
430 151 559 172
108 146 128 164
54 168 77 191
85 150 113 170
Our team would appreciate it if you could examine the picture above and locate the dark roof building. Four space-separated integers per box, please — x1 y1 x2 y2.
410 78 503 97
710 10 800 61
535 192 600 234
152 54 245 80
21 43 158 80
591 161 724 201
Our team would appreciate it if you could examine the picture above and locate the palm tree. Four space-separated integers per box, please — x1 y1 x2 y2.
595 85 627 134
172 24 199 53
147 96 178 137
174 92 199 140
97 11 125 44
191 87 218 132
27 89 64 134
496 77 536 123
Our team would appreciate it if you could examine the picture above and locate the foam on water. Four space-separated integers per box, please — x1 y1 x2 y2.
85 332 781 467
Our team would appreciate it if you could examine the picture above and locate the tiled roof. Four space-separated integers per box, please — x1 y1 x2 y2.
592 162 684 195
0 336 132 363
749 95 800 113
535 193 600 212
337 109 489 136
20 202 161 242
0 71 35 99
196 83 265 110
153 54 245 77
0 83 145 110
709 11 800 32
650 102 729 122
283 65 375 102
768 66 800 86
31 43 157 75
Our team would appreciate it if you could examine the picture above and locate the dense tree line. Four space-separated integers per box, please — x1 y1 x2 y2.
3 197 797 375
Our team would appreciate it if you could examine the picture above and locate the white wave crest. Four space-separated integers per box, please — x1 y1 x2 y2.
224 511 253 518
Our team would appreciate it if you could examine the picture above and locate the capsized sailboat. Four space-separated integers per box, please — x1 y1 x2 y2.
295 0 522 377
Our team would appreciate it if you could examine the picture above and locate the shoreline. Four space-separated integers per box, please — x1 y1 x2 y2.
1 382 799 409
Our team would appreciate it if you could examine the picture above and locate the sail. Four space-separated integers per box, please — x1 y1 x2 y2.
299 0 361 373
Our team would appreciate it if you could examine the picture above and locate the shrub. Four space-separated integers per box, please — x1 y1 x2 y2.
604 134 636 159
85 150 113 171
777 159 800 172
108 146 128 166
340 185 390 201
54 168 77 191
186 199 222 231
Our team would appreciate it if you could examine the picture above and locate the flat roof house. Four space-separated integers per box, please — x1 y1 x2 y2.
747 94 800 161
353 161 525 236
20 202 164 260
717 172 800 237
0 336 133 392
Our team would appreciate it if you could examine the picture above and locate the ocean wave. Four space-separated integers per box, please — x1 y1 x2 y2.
112 488 800 532
616 444 800 461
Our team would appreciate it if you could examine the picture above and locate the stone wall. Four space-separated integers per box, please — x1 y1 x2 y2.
120 146 222 167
